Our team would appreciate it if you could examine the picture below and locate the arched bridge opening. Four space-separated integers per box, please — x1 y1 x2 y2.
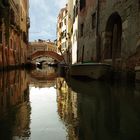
29 51 64 62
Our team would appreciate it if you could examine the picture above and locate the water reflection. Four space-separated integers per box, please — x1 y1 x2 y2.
56 78 78 140
29 67 67 140
0 70 30 140
58 77 140 140
0 67 140 140
30 66 57 88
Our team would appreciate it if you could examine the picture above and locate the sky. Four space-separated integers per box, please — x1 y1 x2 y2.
29 0 66 42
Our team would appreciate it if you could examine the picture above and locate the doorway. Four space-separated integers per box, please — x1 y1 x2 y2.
104 12 122 66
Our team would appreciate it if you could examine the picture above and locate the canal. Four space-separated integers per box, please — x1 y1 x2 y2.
0 67 140 140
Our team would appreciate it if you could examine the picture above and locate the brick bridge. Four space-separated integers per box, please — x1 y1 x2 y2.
29 51 64 62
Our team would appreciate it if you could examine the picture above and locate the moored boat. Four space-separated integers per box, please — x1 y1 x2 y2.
70 63 112 80
135 66 140 81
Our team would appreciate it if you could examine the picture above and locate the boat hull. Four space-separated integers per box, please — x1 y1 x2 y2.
70 63 111 79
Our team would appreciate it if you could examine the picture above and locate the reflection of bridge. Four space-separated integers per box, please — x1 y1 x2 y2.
30 72 57 81
29 51 64 62
30 77 56 88
29 69 57 88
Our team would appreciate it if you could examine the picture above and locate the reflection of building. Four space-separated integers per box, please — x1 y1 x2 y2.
67 77 140 140
0 70 31 139
56 77 79 140
29 67 57 88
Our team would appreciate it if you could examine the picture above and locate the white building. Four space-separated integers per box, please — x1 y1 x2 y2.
71 0 78 64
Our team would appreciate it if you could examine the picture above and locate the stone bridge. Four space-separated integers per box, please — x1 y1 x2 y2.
29 51 64 62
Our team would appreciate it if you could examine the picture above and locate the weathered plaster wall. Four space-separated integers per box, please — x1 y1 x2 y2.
99 0 140 70
78 0 97 62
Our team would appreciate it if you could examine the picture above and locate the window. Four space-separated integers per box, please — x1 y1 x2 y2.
10 39 13 49
80 23 84 36
0 29 2 44
92 13 96 29
61 32 63 38
64 30 67 37
14 41 16 50
75 0 78 16
62 42 66 49
64 18 66 25
73 6 76 23
59 22 61 28
10 9 15 25
61 30 67 39
73 0 78 23
65 9 68 14
59 37 61 42
80 0 86 10
59 22 63 28
0 21 2 44
23 32 27 43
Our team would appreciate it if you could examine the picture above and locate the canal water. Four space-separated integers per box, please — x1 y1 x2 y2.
0 67 140 140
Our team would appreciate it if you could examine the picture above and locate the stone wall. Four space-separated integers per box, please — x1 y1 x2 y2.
78 0 97 62
77 0 140 69
99 0 140 71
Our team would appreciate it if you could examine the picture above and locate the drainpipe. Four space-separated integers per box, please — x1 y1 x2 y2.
96 0 100 62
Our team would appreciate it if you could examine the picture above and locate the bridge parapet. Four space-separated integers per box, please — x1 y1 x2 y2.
29 51 64 62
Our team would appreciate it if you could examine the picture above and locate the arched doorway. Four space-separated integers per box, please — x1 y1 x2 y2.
104 12 122 66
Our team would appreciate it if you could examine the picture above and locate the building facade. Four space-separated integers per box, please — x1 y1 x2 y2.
78 0 97 63
66 0 140 80
67 0 73 64
72 0 79 64
99 0 140 72
29 40 57 55
0 0 30 69
19 0 30 65
57 5 69 63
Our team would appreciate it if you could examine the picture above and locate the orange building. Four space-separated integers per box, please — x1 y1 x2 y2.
29 40 57 55
57 6 68 54
0 0 30 69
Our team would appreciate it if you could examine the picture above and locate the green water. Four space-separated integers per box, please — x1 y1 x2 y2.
0 69 140 140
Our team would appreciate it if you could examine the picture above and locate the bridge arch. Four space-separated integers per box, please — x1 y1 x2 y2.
30 51 64 62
